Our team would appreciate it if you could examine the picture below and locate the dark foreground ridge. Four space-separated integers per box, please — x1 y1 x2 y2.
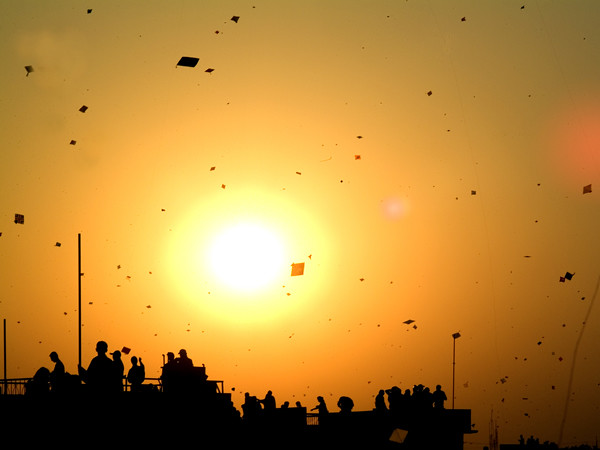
1 343 476 449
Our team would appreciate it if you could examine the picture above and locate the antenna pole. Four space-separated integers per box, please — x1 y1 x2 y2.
78 233 82 368
3 319 6 395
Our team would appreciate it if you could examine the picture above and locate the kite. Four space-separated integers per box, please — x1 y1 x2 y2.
55 242 61 247
14 214 24 224
403 319 415 325
389 428 408 444
205 68 214 73
79 105 88 113
583 184 592 194
291 262 305 276
70 140 77 145
231 16 240 23
25 66 34 76
121 347 131 354
354 155 361 160
177 57 199 68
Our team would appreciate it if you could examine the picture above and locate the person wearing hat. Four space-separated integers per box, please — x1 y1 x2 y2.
176 349 193 369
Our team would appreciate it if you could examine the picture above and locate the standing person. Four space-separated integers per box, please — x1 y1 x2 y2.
176 349 193 369
127 356 145 392
375 389 388 413
49 351 65 392
111 350 124 392
259 390 276 414
311 396 329 421
78 340 113 394
432 384 447 409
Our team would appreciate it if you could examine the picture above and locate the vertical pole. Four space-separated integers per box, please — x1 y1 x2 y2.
452 337 456 409
3 319 6 395
78 233 82 368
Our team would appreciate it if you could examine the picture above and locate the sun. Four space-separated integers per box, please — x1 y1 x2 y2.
207 222 286 292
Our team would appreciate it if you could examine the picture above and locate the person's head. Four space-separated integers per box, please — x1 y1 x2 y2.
167 352 174 361
131 356 138 365
436 384 442 391
178 349 187 358
49 351 59 362
96 341 108 355
111 350 121 360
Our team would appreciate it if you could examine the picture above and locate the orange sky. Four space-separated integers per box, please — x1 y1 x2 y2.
2 1 600 448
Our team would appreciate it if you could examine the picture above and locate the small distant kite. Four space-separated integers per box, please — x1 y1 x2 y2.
559 271 574 282
403 319 415 325
14 214 24 224
176 57 199 68
79 105 88 113
231 16 240 23
583 184 592 194
25 66 34 76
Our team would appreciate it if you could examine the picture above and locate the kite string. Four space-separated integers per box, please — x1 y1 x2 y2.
425 0 502 396
557 274 600 447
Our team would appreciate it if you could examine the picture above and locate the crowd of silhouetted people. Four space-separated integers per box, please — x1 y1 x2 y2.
26 340 448 428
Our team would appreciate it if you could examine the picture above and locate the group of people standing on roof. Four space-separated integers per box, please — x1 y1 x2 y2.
26 340 146 396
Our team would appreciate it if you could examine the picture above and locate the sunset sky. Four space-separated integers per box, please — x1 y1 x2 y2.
2 1 600 447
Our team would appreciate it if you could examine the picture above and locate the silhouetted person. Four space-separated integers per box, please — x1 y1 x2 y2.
78 340 114 394
375 389 387 413
242 392 261 420
176 349 193 369
259 390 276 414
311 396 329 420
160 352 176 393
386 386 402 412
111 350 124 392
26 367 50 396
49 351 65 392
432 384 447 409
337 396 354 414
281 401 290 409
295 401 303 408
127 356 145 391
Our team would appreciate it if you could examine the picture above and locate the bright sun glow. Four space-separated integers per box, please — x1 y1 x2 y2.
208 222 285 292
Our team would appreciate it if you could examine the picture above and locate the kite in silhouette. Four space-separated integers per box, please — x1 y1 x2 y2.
79 105 88 113
583 184 592 194
231 16 240 23
177 57 199 68
25 66 34 77
14 214 24 224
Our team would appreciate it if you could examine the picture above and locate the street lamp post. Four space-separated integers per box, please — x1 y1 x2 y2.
452 332 461 409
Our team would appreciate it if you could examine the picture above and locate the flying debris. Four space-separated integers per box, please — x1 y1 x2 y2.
583 184 592 194
176 57 199 68
79 105 88 113
24 66 34 76
14 214 24 224
231 16 240 23
291 262 305 276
